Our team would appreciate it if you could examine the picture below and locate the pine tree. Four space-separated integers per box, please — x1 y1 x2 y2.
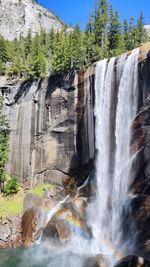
52 31 64 73
0 36 7 63
29 33 47 78
137 11 148 46
94 0 108 53
70 25 86 69
108 6 122 55
128 17 138 50
0 3 149 78
123 19 130 50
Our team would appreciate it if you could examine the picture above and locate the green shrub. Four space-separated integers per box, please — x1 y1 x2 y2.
0 97 9 192
3 176 20 195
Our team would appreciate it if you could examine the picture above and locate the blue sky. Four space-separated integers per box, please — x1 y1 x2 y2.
39 0 150 30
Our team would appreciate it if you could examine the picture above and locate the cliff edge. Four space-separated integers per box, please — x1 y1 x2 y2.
0 0 63 40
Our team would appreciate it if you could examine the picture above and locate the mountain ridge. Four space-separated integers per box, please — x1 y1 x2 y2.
0 0 63 40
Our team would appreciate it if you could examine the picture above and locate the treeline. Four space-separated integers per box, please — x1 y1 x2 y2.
0 0 148 78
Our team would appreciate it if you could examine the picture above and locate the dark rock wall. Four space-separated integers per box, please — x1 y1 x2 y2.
131 55 150 195
0 66 95 186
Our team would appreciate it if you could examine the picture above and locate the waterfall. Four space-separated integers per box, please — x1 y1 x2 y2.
112 49 139 246
92 58 116 254
93 48 139 258
2 50 141 267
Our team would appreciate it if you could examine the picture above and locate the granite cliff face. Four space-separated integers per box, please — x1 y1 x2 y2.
0 0 63 40
0 67 95 186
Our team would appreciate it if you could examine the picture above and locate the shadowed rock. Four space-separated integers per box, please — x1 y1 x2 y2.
122 195 150 259
84 254 110 267
114 255 150 267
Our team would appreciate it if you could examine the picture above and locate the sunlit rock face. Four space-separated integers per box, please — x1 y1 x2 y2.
0 216 21 249
21 190 89 248
0 67 95 186
0 0 63 41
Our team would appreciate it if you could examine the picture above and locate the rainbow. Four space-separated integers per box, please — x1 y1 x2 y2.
55 209 91 239
43 205 124 261
55 210 124 261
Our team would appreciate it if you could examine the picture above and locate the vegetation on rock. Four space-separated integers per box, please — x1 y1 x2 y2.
0 97 9 192
0 1 148 77
3 176 20 195
0 189 24 219
29 184 54 197
0 184 54 218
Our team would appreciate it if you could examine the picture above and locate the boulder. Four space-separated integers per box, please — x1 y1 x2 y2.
0 216 21 249
41 199 91 244
114 255 150 267
21 208 38 247
84 254 110 267
42 217 71 244
0 224 11 242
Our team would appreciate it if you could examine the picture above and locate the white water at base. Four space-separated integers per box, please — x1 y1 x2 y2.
91 48 139 260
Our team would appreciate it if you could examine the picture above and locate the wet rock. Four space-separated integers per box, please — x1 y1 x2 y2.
84 254 110 267
21 192 57 247
42 217 71 244
21 208 37 247
56 202 91 238
0 240 7 249
122 195 150 259
21 207 45 247
73 197 87 218
114 255 150 267
42 198 91 244
131 94 150 195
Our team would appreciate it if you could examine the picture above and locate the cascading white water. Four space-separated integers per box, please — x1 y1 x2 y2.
46 195 70 223
92 48 140 259
92 57 116 254
112 49 139 246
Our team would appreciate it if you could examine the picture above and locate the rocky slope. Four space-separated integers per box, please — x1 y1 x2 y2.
0 0 63 40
